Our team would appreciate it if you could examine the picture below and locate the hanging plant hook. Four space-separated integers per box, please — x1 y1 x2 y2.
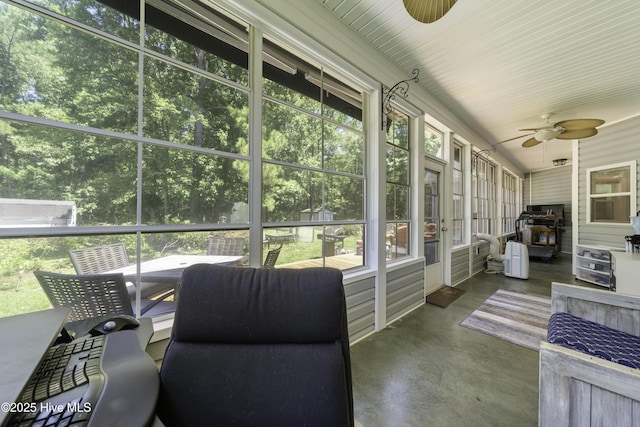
382 68 420 131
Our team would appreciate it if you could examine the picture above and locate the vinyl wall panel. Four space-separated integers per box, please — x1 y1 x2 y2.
577 116 640 249
524 166 573 253
386 260 424 324
472 241 490 274
345 275 376 343
451 247 470 285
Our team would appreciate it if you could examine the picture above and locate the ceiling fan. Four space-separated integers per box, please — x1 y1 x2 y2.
403 0 458 23
499 114 605 148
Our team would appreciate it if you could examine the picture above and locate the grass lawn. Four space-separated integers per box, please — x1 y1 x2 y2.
0 273 52 318
0 234 361 319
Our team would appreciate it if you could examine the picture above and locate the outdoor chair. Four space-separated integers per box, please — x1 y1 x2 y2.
157 264 353 426
33 270 175 322
263 244 282 268
206 236 245 256
69 242 130 275
69 243 172 298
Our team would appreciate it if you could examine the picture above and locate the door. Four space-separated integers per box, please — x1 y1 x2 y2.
424 162 445 294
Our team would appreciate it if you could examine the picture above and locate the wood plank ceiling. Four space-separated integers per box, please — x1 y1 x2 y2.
315 0 640 172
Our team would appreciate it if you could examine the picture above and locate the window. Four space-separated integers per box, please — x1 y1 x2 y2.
587 162 636 224
0 0 254 318
502 171 517 234
424 123 443 158
386 109 411 260
452 144 464 245
261 50 366 269
0 0 369 320
424 169 440 266
472 155 496 235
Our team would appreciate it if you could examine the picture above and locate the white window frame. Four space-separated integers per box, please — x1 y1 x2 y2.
586 161 637 225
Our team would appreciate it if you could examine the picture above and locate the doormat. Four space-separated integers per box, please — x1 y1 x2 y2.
459 289 551 351
426 286 466 308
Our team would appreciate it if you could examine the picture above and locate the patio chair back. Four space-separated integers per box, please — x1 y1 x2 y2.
207 237 245 256
263 245 282 268
34 270 134 322
69 242 130 275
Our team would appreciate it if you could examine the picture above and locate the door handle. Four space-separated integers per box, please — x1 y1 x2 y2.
441 227 448 232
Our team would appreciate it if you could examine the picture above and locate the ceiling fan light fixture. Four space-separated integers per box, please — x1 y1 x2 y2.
553 158 567 166
534 128 562 141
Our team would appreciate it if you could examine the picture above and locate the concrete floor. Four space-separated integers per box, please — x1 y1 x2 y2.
350 254 593 427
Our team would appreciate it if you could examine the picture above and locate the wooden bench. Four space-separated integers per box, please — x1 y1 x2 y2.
539 282 640 426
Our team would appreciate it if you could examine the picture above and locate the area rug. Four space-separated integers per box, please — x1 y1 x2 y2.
426 286 466 308
459 289 551 351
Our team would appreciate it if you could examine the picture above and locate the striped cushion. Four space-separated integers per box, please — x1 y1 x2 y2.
547 312 640 369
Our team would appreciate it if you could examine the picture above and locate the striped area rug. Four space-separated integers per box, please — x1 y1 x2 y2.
459 289 551 351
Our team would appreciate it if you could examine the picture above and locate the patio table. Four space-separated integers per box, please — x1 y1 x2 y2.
105 254 246 285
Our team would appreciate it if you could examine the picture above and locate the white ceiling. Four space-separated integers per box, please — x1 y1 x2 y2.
315 0 640 172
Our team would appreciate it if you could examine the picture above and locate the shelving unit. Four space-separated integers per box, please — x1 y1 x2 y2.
611 251 640 297
575 244 612 288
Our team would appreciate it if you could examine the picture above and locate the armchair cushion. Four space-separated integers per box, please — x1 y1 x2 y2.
547 312 640 369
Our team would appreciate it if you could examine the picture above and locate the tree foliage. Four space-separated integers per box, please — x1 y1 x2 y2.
0 0 364 227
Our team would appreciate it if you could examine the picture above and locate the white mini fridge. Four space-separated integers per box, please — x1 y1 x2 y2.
504 241 529 279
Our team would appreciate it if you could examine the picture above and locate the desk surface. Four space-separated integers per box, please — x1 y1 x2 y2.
0 308 70 417
106 254 246 283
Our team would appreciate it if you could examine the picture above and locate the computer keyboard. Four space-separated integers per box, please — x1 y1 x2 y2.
7 335 105 427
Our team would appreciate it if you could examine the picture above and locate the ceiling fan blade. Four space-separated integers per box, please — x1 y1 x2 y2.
518 127 547 131
522 137 542 148
403 0 458 23
555 128 598 140
554 119 605 131
496 133 535 144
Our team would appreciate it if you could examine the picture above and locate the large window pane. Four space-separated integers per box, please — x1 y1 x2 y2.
262 164 323 223
264 225 364 270
387 146 409 185
387 184 409 221
145 16 249 86
142 145 249 225
385 108 411 259
590 196 631 222
0 120 137 225
590 166 631 194
28 0 140 43
261 43 365 270
452 144 464 244
262 100 322 167
387 112 409 149
143 57 249 154
1 2 139 132
323 122 364 175
325 174 364 220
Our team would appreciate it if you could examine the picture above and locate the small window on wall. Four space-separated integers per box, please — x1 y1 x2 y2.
452 144 464 245
587 161 637 224
386 109 411 260
424 123 443 158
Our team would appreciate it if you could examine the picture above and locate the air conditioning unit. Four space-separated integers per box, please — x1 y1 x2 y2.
504 241 529 279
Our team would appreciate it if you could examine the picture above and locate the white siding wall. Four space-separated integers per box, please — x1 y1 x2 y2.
386 261 424 324
524 166 573 254
577 116 640 248
345 276 376 343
